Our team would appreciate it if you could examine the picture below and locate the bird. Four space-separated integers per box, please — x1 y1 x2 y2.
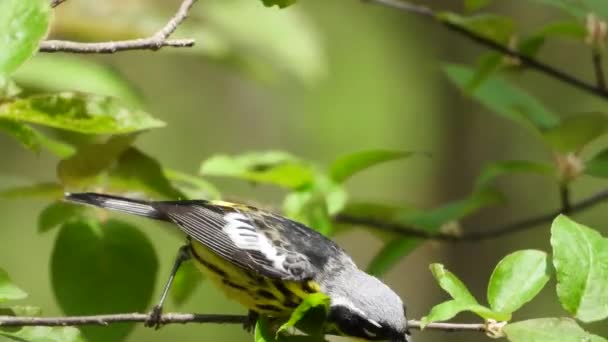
64 192 410 342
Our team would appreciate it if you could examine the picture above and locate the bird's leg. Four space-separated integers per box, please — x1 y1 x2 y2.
145 243 192 329
243 310 259 333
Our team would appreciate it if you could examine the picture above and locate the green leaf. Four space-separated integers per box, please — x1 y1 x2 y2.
277 293 330 337
551 215 608 322
0 76 21 99
427 264 508 321
531 0 608 20
586 148 608 178
0 183 63 200
421 300 498 328
464 0 493 11
13 55 144 108
542 112 608 152
503 318 607 342
429 263 478 303
51 219 158 342
519 21 586 57
367 189 504 276
109 148 183 199
475 160 554 189
0 0 50 76
57 135 136 185
254 318 327 342
170 260 203 306
260 0 297 8
284 191 333 236
0 326 83 342
0 119 75 157
38 202 85 233
329 150 414 183
0 268 27 302
466 53 503 91
164 169 220 200
438 13 515 44
0 93 165 134
487 250 551 315
201 151 314 189
444 64 559 131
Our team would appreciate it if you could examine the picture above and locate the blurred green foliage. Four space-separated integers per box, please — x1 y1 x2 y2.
2 0 608 341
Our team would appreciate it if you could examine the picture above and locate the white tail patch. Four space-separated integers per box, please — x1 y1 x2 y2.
222 212 287 272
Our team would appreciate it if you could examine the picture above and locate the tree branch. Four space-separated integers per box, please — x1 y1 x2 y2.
592 50 607 90
39 0 198 53
334 188 608 241
364 0 608 101
50 0 68 8
0 313 487 333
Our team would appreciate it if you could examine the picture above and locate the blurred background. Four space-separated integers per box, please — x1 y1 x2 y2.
1 0 608 341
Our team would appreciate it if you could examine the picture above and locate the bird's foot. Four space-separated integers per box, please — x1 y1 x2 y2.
243 310 259 333
145 304 164 330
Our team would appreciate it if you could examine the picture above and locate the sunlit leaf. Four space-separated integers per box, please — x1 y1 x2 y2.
551 215 608 322
51 219 158 342
444 64 559 131
542 112 608 152
0 0 50 76
329 150 414 183
277 293 329 337
421 300 499 328
426 264 509 322
504 318 607 342
57 135 136 186
0 93 165 134
487 250 551 315
14 55 144 108
0 76 21 99
201 151 314 189
0 268 27 302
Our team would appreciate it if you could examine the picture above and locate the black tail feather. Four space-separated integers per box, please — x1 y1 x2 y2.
64 192 168 221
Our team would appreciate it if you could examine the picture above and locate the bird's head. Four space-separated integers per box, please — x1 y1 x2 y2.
324 270 409 342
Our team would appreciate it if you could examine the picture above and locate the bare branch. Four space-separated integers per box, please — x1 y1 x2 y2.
364 0 608 101
40 0 198 53
0 312 488 333
335 188 608 241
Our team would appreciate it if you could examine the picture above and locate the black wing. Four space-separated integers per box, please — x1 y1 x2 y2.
154 201 329 281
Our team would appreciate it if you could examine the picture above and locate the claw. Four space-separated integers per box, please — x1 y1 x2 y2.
145 305 164 329
243 310 259 333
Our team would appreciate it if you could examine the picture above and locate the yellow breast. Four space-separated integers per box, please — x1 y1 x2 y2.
189 242 319 317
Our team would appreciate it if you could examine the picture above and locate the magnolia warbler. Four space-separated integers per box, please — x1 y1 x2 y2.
65 192 410 342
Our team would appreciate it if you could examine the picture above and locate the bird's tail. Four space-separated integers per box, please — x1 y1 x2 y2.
64 192 168 221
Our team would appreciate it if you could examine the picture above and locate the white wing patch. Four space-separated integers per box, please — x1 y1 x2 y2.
222 212 287 272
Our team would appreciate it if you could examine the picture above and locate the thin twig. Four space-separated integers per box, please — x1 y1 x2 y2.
592 50 607 90
335 188 608 241
50 0 68 7
364 0 608 101
0 313 486 333
40 0 198 53
559 183 572 213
